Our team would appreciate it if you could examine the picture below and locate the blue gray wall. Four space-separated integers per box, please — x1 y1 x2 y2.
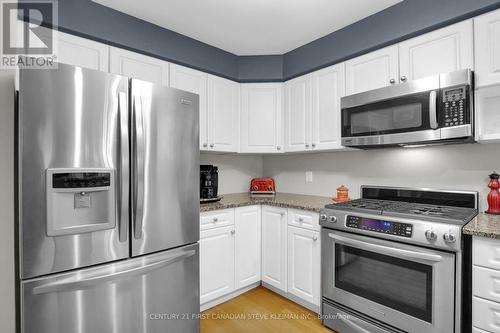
21 0 500 82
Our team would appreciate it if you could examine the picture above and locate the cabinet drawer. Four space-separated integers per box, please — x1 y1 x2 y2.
474 266 500 303
473 296 500 332
474 237 500 270
287 209 319 231
200 209 235 230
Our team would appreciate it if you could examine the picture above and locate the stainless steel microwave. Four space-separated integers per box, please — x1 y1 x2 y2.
341 69 474 148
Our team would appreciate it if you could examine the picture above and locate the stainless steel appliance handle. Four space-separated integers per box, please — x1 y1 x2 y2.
328 233 443 262
33 249 196 295
132 96 145 240
429 90 438 129
339 317 372 333
118 92 129 242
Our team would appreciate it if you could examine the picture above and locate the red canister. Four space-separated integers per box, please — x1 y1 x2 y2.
487 172 500 215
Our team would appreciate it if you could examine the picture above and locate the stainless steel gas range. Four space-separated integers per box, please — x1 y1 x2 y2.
319 186 478 333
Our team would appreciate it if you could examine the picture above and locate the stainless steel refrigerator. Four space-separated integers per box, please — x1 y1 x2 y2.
16 63 200 333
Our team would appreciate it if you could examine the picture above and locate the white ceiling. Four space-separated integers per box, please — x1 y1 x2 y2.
93 0 402 56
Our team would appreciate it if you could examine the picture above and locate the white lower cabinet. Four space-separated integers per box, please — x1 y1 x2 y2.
473 236 500 332
287 226 320 306
200 225 235 304
235 206 261 289
261 206 288 291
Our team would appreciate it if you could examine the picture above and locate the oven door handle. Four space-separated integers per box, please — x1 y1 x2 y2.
328 233 443 262
429 90 438 129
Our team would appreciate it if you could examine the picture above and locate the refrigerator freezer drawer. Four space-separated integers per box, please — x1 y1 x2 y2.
21 243 200 333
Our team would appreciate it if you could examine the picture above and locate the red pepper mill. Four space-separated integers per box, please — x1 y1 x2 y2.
487 172 500 215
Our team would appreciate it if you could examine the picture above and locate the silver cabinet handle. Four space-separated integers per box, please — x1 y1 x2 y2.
298 217 304 222
311 143 316 148
276 146 281 151
312 236 318 241
33 249 196 294
209 144 214 148
400 76 407 82
305 144 309 148
231 230 235 235
389 79 396 84
328 233 442 262
117 92 129 242
132 95 145 240
213 217 218 222
429 90 438 129
202 143 208 148
279 212 285 216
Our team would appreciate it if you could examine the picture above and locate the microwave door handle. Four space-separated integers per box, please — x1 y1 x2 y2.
132 95 145 240
429 90 438 129
118 92 129 242
328 233 443 263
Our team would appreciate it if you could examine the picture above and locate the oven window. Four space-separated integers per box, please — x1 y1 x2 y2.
335 244 433 322
350 103 422 135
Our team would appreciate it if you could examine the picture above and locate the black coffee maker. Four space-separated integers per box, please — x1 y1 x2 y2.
200 165 218 199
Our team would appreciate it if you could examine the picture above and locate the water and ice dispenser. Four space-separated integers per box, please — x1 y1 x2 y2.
46 169 116 236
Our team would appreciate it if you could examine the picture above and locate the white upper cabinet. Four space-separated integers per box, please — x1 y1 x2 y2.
110 47 169 86
399 20 474 81
207 75 240 152
36 27 108 71
345 45 399 95
261 206 287 292
475 9 500 88
284 75 313 152
240 83 284 153
234 206 261 289
312 63 345 150
169 64 209 150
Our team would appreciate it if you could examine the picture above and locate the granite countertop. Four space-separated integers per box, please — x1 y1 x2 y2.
200 192 333 213
463 213 500 239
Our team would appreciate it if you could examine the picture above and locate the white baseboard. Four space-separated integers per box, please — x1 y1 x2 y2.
201 282 260 311
261 282 320 314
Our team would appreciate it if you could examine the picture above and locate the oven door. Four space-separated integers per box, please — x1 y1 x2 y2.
322 229 455 333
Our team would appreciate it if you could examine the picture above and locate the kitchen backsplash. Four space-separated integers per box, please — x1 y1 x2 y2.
262 143 500 211
200 153 263 194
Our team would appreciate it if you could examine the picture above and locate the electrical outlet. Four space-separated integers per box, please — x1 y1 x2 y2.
305 171 313 183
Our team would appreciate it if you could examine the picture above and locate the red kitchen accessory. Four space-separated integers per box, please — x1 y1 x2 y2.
250 178 276 196
333 185 351 202
487 172 500 215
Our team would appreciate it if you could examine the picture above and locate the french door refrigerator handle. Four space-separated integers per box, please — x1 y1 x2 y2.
32 249 197 295
328 233 443 262
132 95 145 240
118 92 129 242
429 90 438 129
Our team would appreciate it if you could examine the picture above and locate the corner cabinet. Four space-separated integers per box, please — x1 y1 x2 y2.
109 47 169 86
207 75 240 152
398 20 474 81
345 45 399 95
261 206 288 291
240 83 284 153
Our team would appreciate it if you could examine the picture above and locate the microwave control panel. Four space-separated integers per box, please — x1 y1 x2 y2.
442 86 468 127
346 215 413 238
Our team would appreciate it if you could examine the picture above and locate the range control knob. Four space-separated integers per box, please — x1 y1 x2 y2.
443 233 456 243
319 214 327 221
425 230 437 241
327 216 337 223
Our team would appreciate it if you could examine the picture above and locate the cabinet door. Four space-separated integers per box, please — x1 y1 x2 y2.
345 45 399 95
208 75 240 152
476 86 500 142
312 64 345 150
261 206 287 291
241 83 284 153
399 20 473 81
169 64 208 150
110 47 169 86
474 9 500 88
284 75 313 152
234 206 261 289
287 226 320 306
36 27 108 71
200 226 235 304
